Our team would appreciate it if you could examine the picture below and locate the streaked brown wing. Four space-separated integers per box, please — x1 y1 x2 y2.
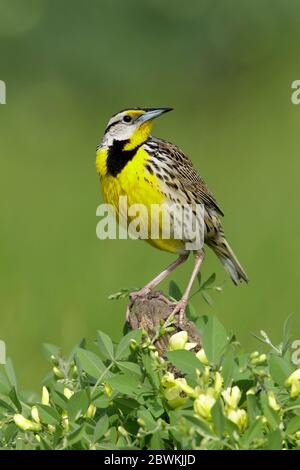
152 137 224 217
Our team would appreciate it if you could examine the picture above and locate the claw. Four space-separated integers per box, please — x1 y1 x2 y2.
171 299 188 326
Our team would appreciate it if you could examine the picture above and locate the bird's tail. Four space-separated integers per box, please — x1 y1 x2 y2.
208 236 249 285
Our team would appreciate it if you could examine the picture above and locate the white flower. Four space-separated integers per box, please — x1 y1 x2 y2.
267 391 280 411
196 348 209 365
31 406 40 423
227 408 248 432
85 403 96 419
175 378 198 398
41 386 50 405
14 414 41 432
194 394 216 420
285 369 300 399
169 331 188 350
63 387 74 399
214 372 223 396
222 386 241 409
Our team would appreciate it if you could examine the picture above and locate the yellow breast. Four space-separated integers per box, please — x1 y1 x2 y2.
96 146 185 254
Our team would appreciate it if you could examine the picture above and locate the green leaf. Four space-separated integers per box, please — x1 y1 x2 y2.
211 400 225 437
265 429 282 450
221 351 236 387
97 331 114 361
93 415 109 442
4 422 18 444
247 394 262 424
67 390 89 422
167 350 204 376
50 390 69 410
9 387 22 413
150 432 165 450
168 281 182 300
141 352 160 388
180 411 217 439
108 373 140 397
241 418 264 446
93 395 110 409
36 404 61 425
77 348 106 379
269 354 294 385
67 424 86 446
137 408 157 432
202 316 228 365
260 392 280 430
286 415 300 435
202 273 216 288
0 398 16 413
115 329 142 360
116 361 142 377
43 343 60 360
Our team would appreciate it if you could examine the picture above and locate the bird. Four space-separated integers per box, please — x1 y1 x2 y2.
96 107 248 323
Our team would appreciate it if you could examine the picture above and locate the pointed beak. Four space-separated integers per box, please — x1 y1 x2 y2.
137 107 173 124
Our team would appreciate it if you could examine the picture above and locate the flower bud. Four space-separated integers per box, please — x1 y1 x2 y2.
163 384 181 401
167 396 187 409
251 354 267 365
61 410 69 431
214 372 223 396
31 406 40 424
70 364 78 379
53 366 64 379
48 424 56 434
267 391 280 411
194 394 216 420
250 351 259 359
196 348 209 365
104 382 112 397
295 431 300 439
169 331 188 350
50 355 59 366
227 408 248 432
222 386 241 409
118 426 128 437
285 369 300 399
63 387 74 400
130 339 138 351
175 378 198 398
42 386 50 405
14 414 41 432
85 403 96 419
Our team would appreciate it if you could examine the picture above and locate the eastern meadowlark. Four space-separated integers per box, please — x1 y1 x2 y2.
96 108 248 323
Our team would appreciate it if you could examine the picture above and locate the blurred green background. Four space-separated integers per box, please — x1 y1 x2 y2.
1 0 300 390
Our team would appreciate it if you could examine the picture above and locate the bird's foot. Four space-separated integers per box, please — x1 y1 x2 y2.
171 298 188 326
129 287 151 302
126 287 151 322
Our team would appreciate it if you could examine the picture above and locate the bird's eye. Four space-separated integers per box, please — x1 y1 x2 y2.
123 115 132 123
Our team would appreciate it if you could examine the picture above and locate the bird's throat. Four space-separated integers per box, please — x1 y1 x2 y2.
106 139 143 177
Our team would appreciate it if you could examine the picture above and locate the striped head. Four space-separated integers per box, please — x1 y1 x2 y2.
100 107 173 150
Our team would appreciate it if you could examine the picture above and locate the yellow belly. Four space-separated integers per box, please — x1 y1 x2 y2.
97 147 185 254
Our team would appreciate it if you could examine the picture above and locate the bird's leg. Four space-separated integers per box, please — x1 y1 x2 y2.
172 250 205 325
130 253 189 300
126 253 189 320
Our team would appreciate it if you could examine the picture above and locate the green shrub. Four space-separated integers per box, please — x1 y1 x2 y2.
1 279 300 450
